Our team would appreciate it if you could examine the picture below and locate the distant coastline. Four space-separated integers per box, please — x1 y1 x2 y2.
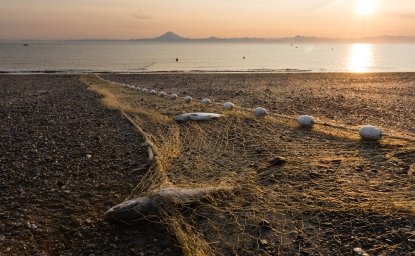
2 31 415 44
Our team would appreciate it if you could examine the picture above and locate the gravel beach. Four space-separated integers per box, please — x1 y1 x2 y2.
104 72 415 134
0 75 182 255
1 73 414 255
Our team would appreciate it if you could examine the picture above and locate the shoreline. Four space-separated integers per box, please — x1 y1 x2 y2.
2 70 415 75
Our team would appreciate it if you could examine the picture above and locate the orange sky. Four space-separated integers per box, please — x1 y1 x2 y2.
0 0 414 40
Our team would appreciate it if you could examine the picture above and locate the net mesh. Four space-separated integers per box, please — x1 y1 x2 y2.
82 75 415 256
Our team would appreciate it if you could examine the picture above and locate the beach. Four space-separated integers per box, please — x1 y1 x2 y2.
1 73 415 255
103 72 415 134
0 75 181 255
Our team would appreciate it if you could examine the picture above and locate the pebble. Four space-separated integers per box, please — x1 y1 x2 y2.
259 239 268 245
259 219 271 227
353 247 369 256
86 243 96 250
0 235 5 241
267 156 287 166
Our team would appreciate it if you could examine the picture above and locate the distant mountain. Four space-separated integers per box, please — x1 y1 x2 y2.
129 32 415 43
151 31 187 41
5 32 414 43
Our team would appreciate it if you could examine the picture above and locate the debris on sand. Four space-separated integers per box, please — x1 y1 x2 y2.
105 187 226 223
175 112 222 122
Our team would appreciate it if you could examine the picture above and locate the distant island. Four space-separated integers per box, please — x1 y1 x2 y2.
2 32 415 43
130 31 415 44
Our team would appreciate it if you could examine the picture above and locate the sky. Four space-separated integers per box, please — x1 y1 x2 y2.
0 0 414 40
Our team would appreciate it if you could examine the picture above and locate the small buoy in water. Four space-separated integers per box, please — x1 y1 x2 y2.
297 115 314 128
170 94 178 100
150 89 157 95
223 102 235 110
159 91 166 97
359 125 382 140
183 96 192 103
254 107 268 117
201 98 211 104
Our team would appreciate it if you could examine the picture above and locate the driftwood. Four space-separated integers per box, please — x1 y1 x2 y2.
105 187 225 223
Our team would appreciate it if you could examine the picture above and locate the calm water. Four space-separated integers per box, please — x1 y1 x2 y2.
0 41 414 73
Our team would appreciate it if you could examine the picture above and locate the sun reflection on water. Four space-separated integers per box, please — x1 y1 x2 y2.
347 44 373 72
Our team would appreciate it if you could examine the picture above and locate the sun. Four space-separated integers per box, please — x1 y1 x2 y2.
355 0 375 16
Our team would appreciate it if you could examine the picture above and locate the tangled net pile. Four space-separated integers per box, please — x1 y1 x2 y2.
82 75 415 255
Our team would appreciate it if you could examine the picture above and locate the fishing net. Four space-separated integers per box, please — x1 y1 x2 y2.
81 75 415 256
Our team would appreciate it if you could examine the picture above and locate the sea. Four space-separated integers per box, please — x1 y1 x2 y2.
0 41 414 73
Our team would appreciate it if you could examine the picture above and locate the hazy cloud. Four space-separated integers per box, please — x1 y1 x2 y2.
393 13 415 20
382 12 415 20
305 0 340 11
132 10 151 20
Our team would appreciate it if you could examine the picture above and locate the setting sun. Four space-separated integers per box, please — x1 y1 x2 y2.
355 0 375 16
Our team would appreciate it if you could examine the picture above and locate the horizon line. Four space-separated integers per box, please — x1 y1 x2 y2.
2 33 415 42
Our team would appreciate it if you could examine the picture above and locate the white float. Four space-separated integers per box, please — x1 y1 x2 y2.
359 125 382 140
201 98 211 104
159 91 166 97
297 115 314 128
170 94 178 100
175 113 222 121
224 102 234 110
183 96 192 103
254 107 268 117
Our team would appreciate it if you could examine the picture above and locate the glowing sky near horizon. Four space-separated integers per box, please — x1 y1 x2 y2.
0 0 414 40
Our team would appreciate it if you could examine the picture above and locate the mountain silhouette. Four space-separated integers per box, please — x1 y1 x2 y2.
152 32 187 41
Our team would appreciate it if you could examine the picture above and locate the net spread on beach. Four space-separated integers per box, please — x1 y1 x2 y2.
82 75 415 256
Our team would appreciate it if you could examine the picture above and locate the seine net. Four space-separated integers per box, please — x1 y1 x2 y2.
83 75 415 256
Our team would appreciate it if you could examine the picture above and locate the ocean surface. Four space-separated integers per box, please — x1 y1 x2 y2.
0 41 414 73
